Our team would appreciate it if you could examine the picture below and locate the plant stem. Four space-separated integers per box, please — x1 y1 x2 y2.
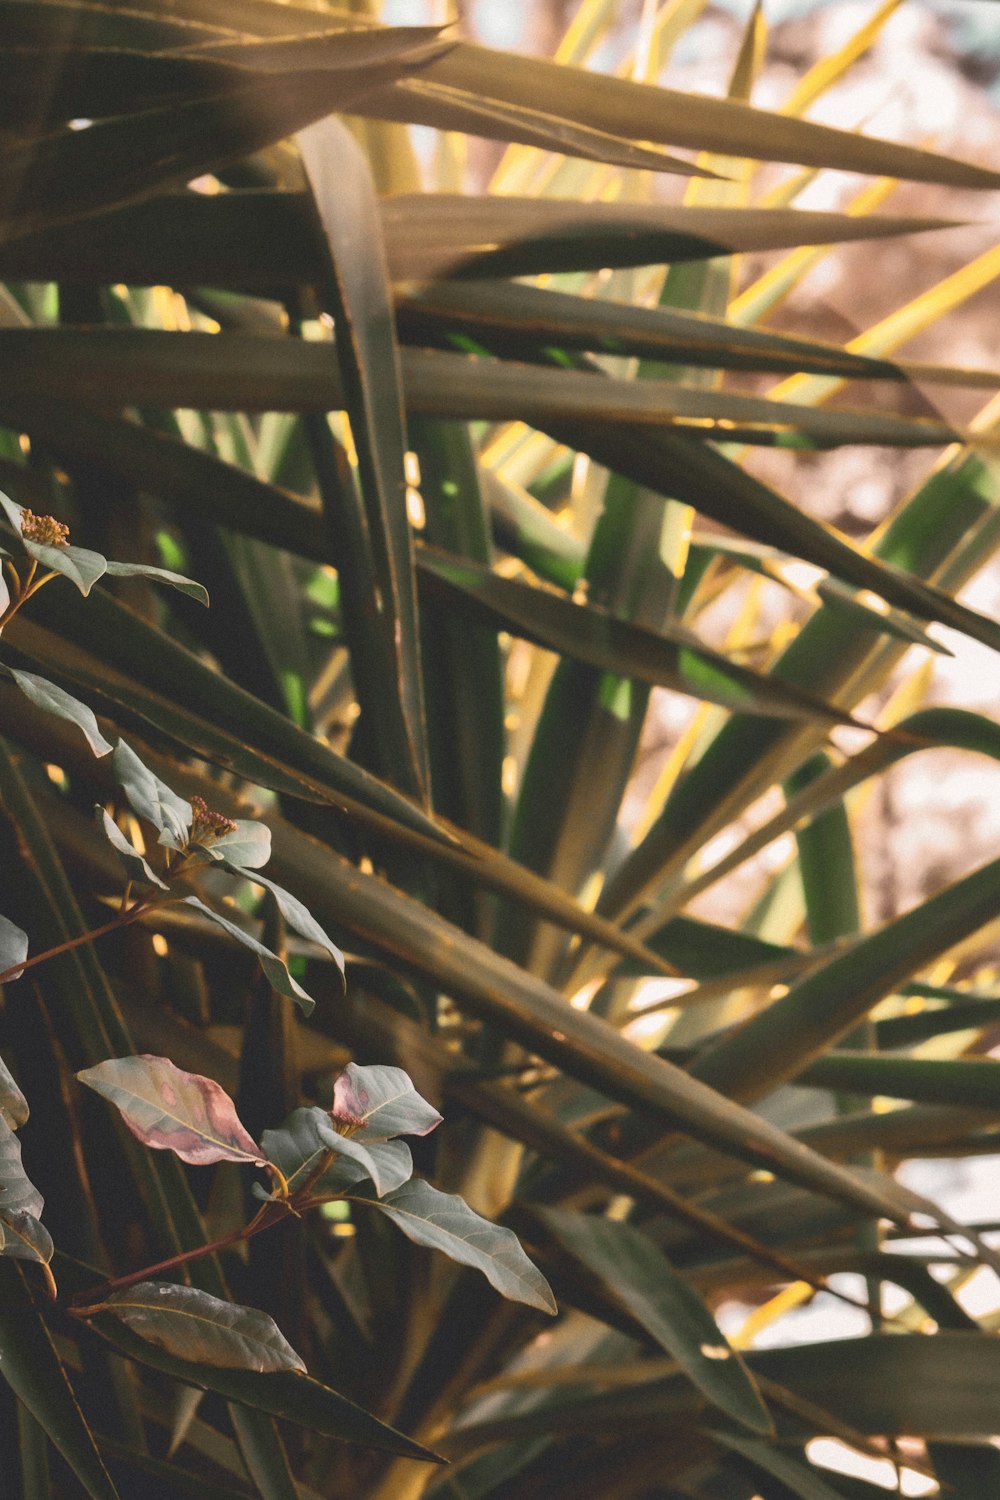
69 1201 290 1312
0 897 161 984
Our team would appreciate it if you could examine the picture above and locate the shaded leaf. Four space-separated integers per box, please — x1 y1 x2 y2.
0 914 29 985
540 1208 772 1436
96 808 169 891
77 1053 265 1167
418 544 860 724
112 739 191 849
102 559 209 605
260 1107 413 1200
226 866 345 977
0 1116 50 1265
365 1179 556 1314
4 669 113 757
102 1282 305 1374
86 1303 441 1460
182 895 316 1014
0 1262 121 1500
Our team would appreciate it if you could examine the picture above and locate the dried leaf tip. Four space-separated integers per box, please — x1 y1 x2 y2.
19 510 69 546
190 795 238 844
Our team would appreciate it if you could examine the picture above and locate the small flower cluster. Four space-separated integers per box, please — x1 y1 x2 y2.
19 511 70 547
189 795 239 846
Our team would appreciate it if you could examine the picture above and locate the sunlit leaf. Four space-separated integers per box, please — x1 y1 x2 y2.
331 1062 442 1139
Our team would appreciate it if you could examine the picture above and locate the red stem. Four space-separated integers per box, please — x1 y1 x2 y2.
70 1202 290 1310
0 899 161 985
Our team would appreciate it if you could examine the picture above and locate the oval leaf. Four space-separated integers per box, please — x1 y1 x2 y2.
111 740 191 849
206 820 272 870
539 1208 772 1436
332 1062 442 1139
103 1283 305 1374
6 669 113 756
77 1054 264 1167
0 913 29 984
0 1116 44 1221
367 1179 556 1314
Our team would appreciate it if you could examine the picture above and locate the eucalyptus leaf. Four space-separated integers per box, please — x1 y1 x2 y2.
77 1053 265 1167
227 866 345 977
206 820 272 869
365 1179 556 1314
0 913 28 983
102 559 209 604
331 1061 442 1139
102 1283 306 1374
96 807 169 890
5 668 113 756
259 1107 414 1201
182 895 315 1013
111 739 191 849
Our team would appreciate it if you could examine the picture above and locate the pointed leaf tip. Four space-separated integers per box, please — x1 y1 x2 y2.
77 1054 265 1167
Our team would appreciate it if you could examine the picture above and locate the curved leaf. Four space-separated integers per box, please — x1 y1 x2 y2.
227 866 344 977
260 1108 413 1200
111 739 191 849
203 819 271 870
365 1178 557 1315
5 669 113 756
77 1054 265 1167
96 808 169 891
102 559 208 604
182 895 316 1013
331 1062 442 1139
540 1208 772 1435
102 1282 305 1374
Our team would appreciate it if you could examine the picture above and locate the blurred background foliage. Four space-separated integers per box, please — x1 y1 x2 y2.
4 0 1000 1495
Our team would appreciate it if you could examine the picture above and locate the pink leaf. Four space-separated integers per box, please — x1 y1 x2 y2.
78 1055 264 1167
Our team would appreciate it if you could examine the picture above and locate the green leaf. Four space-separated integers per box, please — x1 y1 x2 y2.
4 669 113 756
0 1049 27 1129
364 1179 557 1315
111 739 191 850
331 1062 442 1139
0 914 29 986
86 1302 441 1461
299 117 430 804
77 1054 265 1167
397 278 943 382
225 867 345 978
1 192 960 288
0 492 107 595
690 852 1000 1104
798 1052 1000 1111
417 544 860 724
539 1208 772 1436
102 559 209 605
227 1407 301 1500
392 40 1000 187
0 1261 121 1500
101 1283 306 1374
182 895 316 1014
380 196 961 282
96 808 169 891
706 1431 856 1499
